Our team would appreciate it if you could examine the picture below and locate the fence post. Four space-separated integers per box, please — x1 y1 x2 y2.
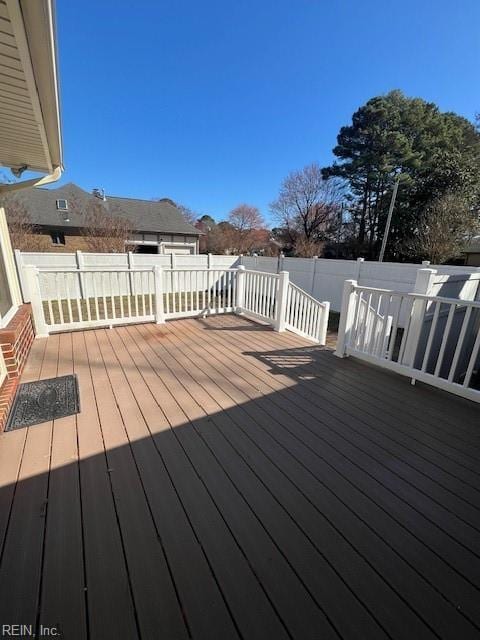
153 266 165 324
24 266 49 337
208 253 212 269
334 279 357 358
355 257 364 281
402 268 437 368
310 256 318 295
236 265 245 313
318 301 330 345
274 270 289 332
170 253 176 269
76 250 86 299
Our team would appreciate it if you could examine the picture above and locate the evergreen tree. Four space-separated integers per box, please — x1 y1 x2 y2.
323 90 480 260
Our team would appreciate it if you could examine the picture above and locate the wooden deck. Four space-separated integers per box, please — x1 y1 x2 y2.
0 314 479 640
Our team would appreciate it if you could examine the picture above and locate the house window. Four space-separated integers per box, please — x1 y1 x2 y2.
50 231 65 245
56 199 68 210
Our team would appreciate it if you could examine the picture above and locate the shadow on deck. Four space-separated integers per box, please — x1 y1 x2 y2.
0 315 478 640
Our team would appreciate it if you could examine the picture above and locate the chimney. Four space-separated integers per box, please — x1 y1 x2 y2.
92 187 106 201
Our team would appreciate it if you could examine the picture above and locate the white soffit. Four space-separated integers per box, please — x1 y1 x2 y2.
0 0 62 174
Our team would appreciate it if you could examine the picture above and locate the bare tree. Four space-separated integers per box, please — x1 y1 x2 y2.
270 163 344 250
177 203 198 226
72 197 133 253
227 204 264 253
408 193 479 264
2 196 49 251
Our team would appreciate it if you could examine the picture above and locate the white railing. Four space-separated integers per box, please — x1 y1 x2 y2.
240 268 279 324
285 283 330 344
24 265 330 345
335 279 480 403
162 268 238 319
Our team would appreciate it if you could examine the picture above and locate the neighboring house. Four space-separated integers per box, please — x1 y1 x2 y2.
9 182 202 254
463 235 480 267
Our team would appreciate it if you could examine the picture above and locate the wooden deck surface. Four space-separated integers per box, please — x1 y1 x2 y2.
0 314 479 640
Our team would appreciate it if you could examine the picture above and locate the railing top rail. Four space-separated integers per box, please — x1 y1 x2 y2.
288 281 327 307
35 267 154 273
162 267 238 273
242 269 280 277
353 284 480 309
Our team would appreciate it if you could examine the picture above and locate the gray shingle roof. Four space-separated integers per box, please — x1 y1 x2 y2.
10 183 201 236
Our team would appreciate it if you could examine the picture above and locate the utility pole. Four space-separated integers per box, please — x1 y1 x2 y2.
378 173 401 262
336 203 343 258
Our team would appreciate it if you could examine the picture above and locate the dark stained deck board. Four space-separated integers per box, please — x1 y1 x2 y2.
38 332 87 639
154 319 480 637
0 315 477 640
83 329 188 640
72 330 139 640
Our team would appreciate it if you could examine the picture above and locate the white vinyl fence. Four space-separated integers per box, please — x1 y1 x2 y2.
335 276 480 404
240 255 480 319
24 265 330 344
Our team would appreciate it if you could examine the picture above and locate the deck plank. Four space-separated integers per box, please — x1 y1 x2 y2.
38 332 87 639
72 330 139 640
84 329 188 640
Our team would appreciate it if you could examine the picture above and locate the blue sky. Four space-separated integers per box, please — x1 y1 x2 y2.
56 0 480 223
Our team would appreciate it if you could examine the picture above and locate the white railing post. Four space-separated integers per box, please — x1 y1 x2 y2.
24 265 49 337
14 249 28 302
208 253 212 269
154 266 165 324
334 279 357 358
318 301 330 345
274 270 289 332
236 265 245 313
402 268 437 368
76 250 86 299
128 250 135 295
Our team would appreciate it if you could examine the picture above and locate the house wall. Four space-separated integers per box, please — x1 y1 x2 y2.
17 230 200 254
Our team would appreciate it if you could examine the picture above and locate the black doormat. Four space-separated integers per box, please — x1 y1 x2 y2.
5 374 80 432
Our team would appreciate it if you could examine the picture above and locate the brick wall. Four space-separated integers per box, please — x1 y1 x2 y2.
0 304 35 431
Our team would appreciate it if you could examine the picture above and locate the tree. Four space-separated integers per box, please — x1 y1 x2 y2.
2 195 49 251
227 204 265 253
72 197 132 253
270 163 344 256
407 193 479 264
177 203 198 226
323 90 480 259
